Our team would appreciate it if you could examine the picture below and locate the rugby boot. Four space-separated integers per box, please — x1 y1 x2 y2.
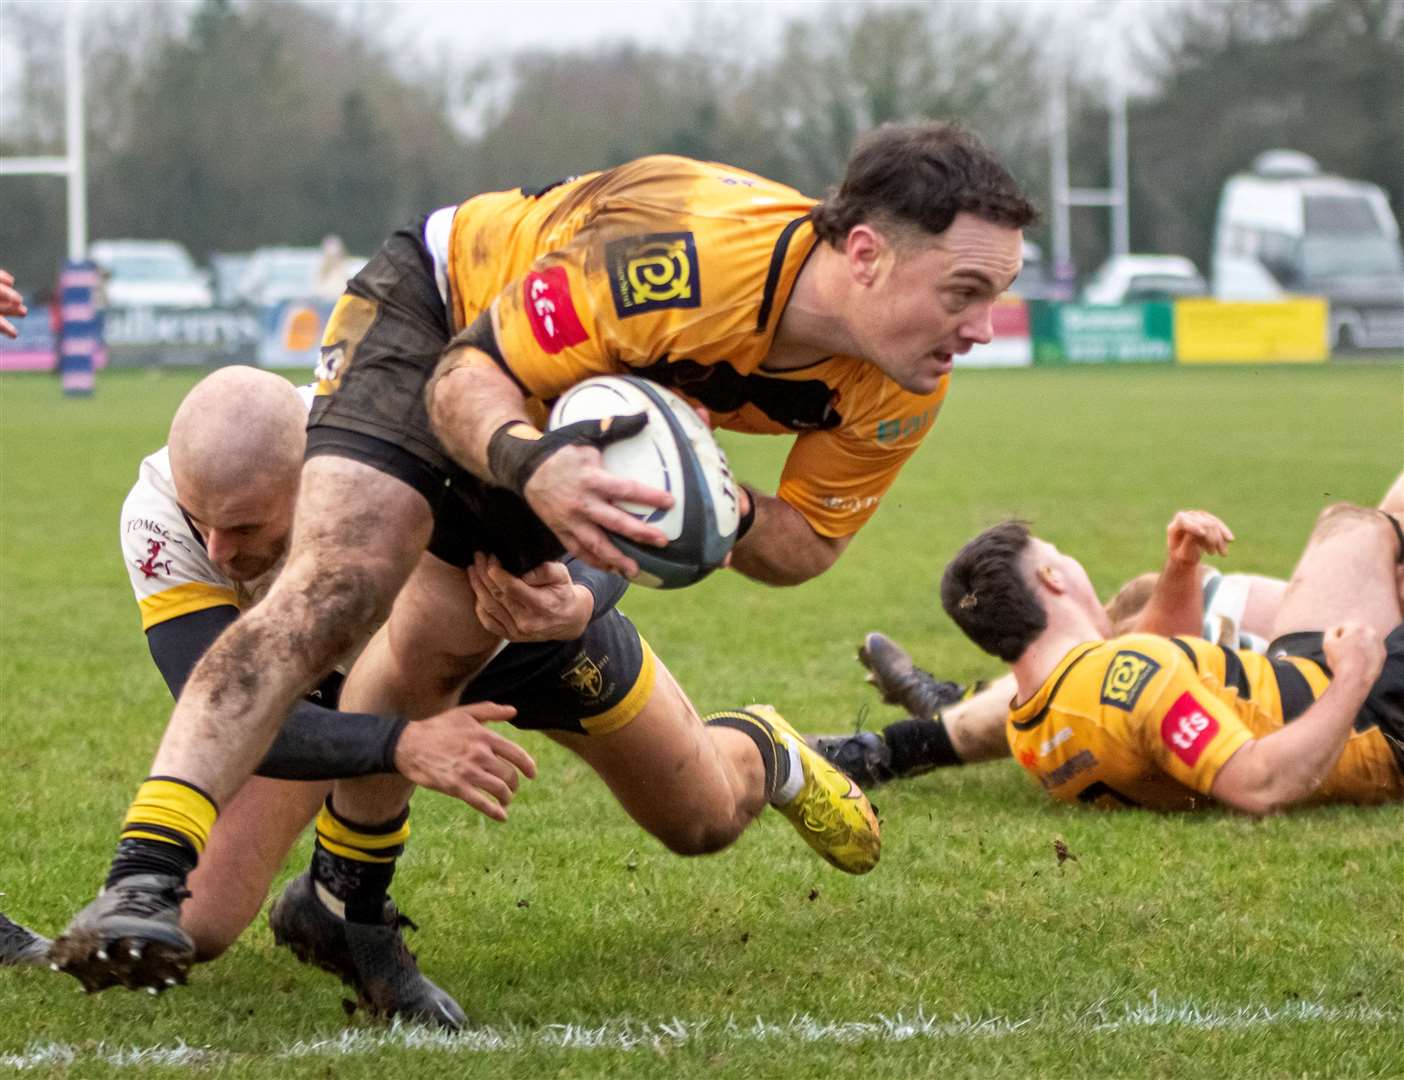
806 730 897 790
49 875 194 993
858 632 968 719
747 705 881 875
269 871 467 1031
0 912 52 967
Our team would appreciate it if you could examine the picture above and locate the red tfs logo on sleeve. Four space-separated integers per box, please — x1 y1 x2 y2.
1160 692 1220 766
523 267 588 354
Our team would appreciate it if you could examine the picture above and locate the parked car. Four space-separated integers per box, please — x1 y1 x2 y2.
238 241 367 306
89 240 214 308
1081 254 1207 305
1009 240 1075 301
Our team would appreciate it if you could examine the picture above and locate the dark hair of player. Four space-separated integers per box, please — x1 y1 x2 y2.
809 121 1039 247
940 520 1047 662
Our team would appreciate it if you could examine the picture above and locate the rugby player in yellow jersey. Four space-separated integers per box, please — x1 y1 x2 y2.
54 122 1035 1006
30 368 873 1026
934 486 1404 813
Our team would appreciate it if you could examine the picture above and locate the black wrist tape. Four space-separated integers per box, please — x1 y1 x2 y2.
736 485 758 540
487 412 649 494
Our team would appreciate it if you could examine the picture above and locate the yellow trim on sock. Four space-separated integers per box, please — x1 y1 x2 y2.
314 804 410 863
581 639 658 736
121 778 219 854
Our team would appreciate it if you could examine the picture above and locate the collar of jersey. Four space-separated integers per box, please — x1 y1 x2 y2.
1009 641 1102 732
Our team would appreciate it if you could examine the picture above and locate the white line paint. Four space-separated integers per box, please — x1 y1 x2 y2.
3 996 1397 1070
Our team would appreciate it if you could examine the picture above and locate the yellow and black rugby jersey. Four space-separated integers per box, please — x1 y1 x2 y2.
445 155 947 538
119 388 314 630
1006 633 1403 811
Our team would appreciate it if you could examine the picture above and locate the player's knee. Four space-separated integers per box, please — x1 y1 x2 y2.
183 914 242 963
652 816 744 857
291 557 397 660
1310 502 1391 548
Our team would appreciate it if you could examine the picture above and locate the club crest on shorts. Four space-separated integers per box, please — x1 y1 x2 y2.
1100 651 1160 710
562 653 605 699
606 232 701 318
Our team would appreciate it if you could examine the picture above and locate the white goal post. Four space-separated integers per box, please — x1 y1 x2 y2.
0 3 87 259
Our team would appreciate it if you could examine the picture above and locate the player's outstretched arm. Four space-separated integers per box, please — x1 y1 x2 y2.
1133 510 1234 636
729 487 851 585
1210 622 1383 815
147 607 535 814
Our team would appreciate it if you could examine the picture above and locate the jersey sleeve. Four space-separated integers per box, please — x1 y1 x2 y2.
120 489 236 631
776 393 944 538
1132 650 1254 795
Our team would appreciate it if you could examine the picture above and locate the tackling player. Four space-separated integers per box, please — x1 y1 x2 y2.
53 122 1037 1000
41 367 879 1027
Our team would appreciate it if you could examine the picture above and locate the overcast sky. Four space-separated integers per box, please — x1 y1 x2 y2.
0 0 1162 134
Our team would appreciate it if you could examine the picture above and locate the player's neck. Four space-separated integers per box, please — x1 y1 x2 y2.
766 246 858 370
1010 613 1106 706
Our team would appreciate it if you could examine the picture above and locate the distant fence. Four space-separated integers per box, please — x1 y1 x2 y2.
2 295 1397 374
961 296 1387 367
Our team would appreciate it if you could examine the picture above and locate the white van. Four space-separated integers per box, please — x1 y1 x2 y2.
1212 150 1404 348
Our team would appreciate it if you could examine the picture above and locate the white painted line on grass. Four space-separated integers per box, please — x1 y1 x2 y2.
3 996 1397 1069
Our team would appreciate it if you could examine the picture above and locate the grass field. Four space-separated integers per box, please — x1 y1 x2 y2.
2 361 1402 1077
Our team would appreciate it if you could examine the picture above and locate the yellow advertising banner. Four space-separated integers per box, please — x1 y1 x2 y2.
1174 298 1328 364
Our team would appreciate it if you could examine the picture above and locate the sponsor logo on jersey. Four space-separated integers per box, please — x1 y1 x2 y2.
125 519 191 551
524 267 589 354
562 652 605 699
1160 692 1220 766
1038 726 1074 757
820 494 880 513
606 232 701 318
135 537 174 580
875 405 942 444
1039 749 1098 790
1100 651 1161 711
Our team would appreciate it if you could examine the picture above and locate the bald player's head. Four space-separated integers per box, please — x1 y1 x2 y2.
168 366 305 581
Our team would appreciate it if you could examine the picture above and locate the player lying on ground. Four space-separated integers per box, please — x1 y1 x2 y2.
811 512 1285 785
812 475 1404 790
923 483 1404 812
32 367 877 1028
52 122 1035 1006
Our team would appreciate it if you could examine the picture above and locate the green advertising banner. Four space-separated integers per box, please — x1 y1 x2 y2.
1030 301 1175 365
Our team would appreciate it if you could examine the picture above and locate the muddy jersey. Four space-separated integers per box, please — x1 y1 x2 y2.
440 155 947 538
119 387 314 629
1007 633 1403 811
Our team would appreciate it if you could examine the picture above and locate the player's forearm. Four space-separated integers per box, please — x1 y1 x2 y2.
254 700 407 781
1212 675 1374 813
428 347 532 483
729 491 848 585
1132 557 1203 636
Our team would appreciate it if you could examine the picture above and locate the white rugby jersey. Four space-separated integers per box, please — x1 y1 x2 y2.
119 385 313 630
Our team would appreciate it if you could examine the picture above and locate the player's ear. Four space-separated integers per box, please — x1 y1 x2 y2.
1035 563 1066 595
844 224 885 286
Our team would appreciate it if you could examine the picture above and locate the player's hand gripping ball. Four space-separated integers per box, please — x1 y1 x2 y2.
549 375 740 588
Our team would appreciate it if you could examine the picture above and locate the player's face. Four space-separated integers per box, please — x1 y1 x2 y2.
180 481 297 582
1030 537 1112 636
851 214 1023 394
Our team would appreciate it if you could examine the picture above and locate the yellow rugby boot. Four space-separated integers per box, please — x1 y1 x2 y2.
748 705 882 875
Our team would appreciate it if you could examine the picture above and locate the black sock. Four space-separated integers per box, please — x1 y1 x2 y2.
883 716 963 776
704 709 789 802
105 836 197 890
310 799 409 924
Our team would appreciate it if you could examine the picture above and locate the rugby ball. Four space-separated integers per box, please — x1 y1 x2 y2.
548 375 740 588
